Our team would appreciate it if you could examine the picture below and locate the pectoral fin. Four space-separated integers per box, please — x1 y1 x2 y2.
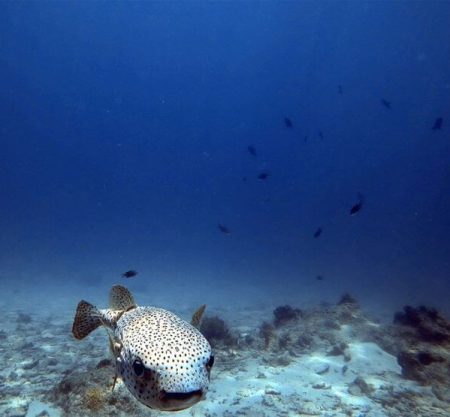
107 332 123 392
191 304 206 328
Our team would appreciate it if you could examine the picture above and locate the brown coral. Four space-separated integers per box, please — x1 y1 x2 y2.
200 315 235 347
259 321 275 350
273 305 302 327
83 387 106 411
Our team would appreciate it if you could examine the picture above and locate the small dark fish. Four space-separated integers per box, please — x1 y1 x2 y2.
338 85 343 95
318 131 324 140
242 176 247 182
257 171 270 180
316 275 324 281
381 99 391 109
313 227 322 238
284 117 293 128
122 270 138 278
247 145 257 156
432 117 443 131
304 135 308 143
218 223 231 235
350 193 364 216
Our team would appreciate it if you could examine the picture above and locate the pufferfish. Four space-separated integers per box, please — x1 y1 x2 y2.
72 285 214 411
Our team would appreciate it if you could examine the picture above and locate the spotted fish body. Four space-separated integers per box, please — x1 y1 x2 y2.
72 285 213 411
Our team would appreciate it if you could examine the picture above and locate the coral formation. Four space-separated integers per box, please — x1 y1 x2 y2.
337 293 359 307
83 387 105 411
393 305 450 344
348 376 375 396
2 296 449 417
273 305 302 327
326 342 351 361
259 321 275 350
46 362 143 416
200 315 235 347
389 305 450 401
255 296 367 357
96 359 113 369
16 312 33 324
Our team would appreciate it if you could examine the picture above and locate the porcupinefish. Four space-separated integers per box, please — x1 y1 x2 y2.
72 285 213 411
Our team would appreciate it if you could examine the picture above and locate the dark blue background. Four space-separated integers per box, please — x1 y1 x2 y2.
1 2 449 314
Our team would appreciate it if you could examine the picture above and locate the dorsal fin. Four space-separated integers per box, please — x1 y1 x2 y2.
191 304 206 329
109 285 136 311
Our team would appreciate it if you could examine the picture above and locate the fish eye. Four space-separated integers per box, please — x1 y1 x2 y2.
206 355 214 369
133 358 145 377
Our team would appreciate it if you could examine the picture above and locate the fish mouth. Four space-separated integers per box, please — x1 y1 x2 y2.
159 389 203 410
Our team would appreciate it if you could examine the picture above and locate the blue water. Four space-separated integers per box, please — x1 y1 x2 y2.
1 2 449 317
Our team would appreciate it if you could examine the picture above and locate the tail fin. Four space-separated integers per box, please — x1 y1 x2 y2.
72 300 103 340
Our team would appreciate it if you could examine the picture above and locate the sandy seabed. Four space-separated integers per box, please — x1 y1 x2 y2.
1 288 449 417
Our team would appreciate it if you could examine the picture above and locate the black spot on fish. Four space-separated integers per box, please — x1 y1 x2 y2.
284 117 293 128
122 270 138 278
247 145 257 156
314 227 322 238
432 117 443 131
350 193 364 216
257 171 270 180
218 223 231 235
381 99 391 109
